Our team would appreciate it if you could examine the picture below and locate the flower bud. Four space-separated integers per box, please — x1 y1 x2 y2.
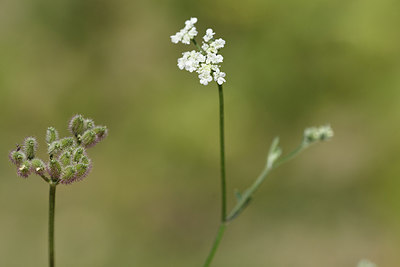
17 160 31 178
304 127 320 143
9 150 26 166
23 137 37 160
319 125 334 141
304 125 334 144
59 151 72 166
60 165 76 184
81 130 97 148
46 127 59 144
69 115 85 136
30 158 46 175
48 159 62 179
93 126 108 142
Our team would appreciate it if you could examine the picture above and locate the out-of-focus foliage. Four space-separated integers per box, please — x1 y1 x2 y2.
0 0 399 266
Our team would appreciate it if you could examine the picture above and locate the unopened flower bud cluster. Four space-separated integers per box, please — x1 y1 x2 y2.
304 125 334 144
9 115 108 185
171 17 226 86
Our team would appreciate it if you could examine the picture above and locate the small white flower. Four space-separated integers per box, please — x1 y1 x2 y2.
203 28 215 42
213 69 226 85
184 17 197 30
171 29 185 44
199 73 213 85
212 38 225 49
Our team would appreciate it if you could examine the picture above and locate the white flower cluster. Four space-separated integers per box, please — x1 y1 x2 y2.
304 125 334 144
171 18 226 86
170 17 198 45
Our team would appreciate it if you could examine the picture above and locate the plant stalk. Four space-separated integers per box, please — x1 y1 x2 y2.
203 84 227 267
218 84 227 222
203 223 226 267
49 183 56 267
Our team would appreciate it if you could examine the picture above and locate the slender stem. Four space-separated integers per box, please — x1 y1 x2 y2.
48 183 56 267
218 84 227 222
274 142 306 168
203 223 226 267
227 142 307 221
191 39 203 52
203 84 227 267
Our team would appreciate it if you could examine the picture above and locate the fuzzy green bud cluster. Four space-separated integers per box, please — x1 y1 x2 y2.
9 115 107 184
303 125 334 145
69 115 108 148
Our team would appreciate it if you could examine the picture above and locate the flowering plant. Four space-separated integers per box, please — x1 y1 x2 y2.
171 17 333 267
9 115 107 267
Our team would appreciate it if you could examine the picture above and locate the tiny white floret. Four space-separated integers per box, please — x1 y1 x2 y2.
203 28 215 42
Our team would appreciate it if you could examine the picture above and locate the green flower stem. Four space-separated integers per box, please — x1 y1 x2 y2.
191 39 202 52
48 183 56 267
203 84 227 267
203 223 226 267
218 84 227 222
274 142 307 168
227 142 307 221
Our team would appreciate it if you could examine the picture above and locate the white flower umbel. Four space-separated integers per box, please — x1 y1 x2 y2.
170 17 198 45
171 18 226 86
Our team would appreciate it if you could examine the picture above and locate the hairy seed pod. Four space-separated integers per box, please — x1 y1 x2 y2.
48 159 62 179
9 150 26 166
23 137 37 160
93 126 108 142
80 155 90 165
69 115 85 136
81 130 97 148
73 147 85 163
84 119 95 131
48 141 62 156
59 151 72 166
31 158 46 175
60 137 75 150
75 163 90 179
46 127 59 144
60 165 76 184
17 160 31 178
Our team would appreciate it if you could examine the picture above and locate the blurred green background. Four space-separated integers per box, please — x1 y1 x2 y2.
1 0 399 266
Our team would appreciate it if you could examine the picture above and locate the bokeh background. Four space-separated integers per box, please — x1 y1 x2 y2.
1 0 399 266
